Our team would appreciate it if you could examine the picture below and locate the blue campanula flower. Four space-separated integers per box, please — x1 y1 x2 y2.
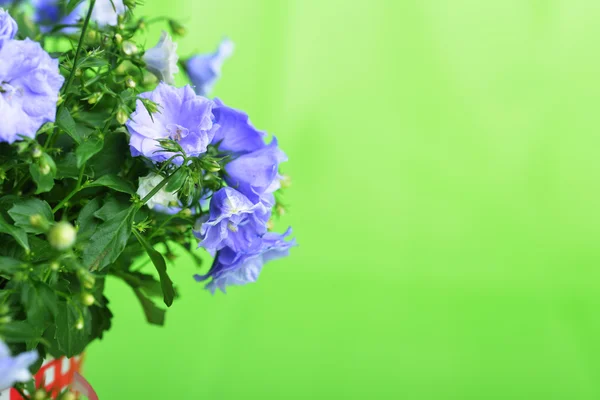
91 0 126 27
186 38 234 96
210 99 267 154
126 83 216 163
194 187 269 253
143 31 179 85
0 340 38 391
0 8 17 48
194 228 296 293
32 0 85 33
0 38 65 144
224 137 287 206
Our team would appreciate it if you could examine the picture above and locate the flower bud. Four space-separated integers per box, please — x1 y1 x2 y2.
116 108 129 125
31 147 43 158
87 92 102 105
141 98 159 114
29 214 50 232
122 41 138 56
81 293 95 306
180 208 192 218
114 33 123 45
201 158 221 172
33 389 47 400
125 75 136 88
39 163 51 176
61 393 76 400
124 0 137 9
275 204 286 216
50 262 60 271
169 20 186 36
75 319 84 330
87 29 98 41
266 219 274 230
75 68 83 77
48 222 77 251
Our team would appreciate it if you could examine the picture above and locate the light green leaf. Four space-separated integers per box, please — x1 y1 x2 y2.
29 163 55 194
8 199 53 234
57 107 81 143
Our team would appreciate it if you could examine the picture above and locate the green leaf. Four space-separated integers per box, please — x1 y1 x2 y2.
93 197 130 221
165 167 187 193
88 131 128 176
8 199 53 234
88 174 136 195
54 302 91 357
29 163 55 194
0 214 29 252
0 321 40 343
76 134 104 168
133 288 166 326
78 57 109 69
0 256 23 275
57 107 81 143
82 207 136 270
21 280 59 326
76 198 101 241
133 230 175 307
55 153 80 179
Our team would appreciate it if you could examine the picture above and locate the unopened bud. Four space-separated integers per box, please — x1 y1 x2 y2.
275 204 286 216
81 293 95 306
169 20 186 36
87 92 102 105
48 222 77 251
280 175 292 189
31 147 43 158
39 163 51 175
266 219 274 230
61 393 76 400
122 41 138 56
29 214 50 232
0 315 12 324
114 33 123 45
141 99 159 114
201 159 221 172
180 208 192 218
50 262 60 271
75 319 84 330
87 29 98 41
125 76 136 88
116 109 129 125
75 68 83 77
33 389 47 400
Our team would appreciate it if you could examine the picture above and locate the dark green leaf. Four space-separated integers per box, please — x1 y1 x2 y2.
165 167 187 193
57 107 81 143
55 153 80 179
0 214 29 252
8 199 53 234
76 198 101 241
0 321 40 343
82 207 136 270
88 174 135 195
54 302 90 357
21 281 59 326
133 288 166 326
88 131 128 176
133 230 175 307
93 197 130 221
76 135 104 168
29 163 55 194
0 256 23 274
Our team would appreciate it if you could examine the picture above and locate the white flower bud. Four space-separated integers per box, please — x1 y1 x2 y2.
47 222 77 251
137 173 179 211
143 31 179 85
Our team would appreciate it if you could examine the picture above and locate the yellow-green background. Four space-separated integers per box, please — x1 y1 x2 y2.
85 1 600 398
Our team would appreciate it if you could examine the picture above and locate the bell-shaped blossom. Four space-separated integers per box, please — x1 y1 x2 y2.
194 228 296 293
0 8 17 48
186 38 234 96
143 31 179 85
126 83 216 163
0 340 38 391
91 0 126 27
210 99 267 154
225 138 287 206
0 38 64 144
31 0 85 33
194 187 269 253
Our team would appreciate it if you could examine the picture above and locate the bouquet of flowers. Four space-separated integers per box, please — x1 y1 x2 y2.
0 0 295 396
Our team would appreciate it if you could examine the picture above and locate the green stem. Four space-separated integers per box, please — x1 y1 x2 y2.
139 166 182 207
52 164 87 214
61 0 97 97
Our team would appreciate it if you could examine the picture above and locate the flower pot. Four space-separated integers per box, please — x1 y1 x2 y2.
0 356 83 400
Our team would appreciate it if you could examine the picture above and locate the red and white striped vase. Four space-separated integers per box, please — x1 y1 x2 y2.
0 355 84 400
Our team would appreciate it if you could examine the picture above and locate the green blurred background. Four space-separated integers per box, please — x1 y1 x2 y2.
85 1 600 398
